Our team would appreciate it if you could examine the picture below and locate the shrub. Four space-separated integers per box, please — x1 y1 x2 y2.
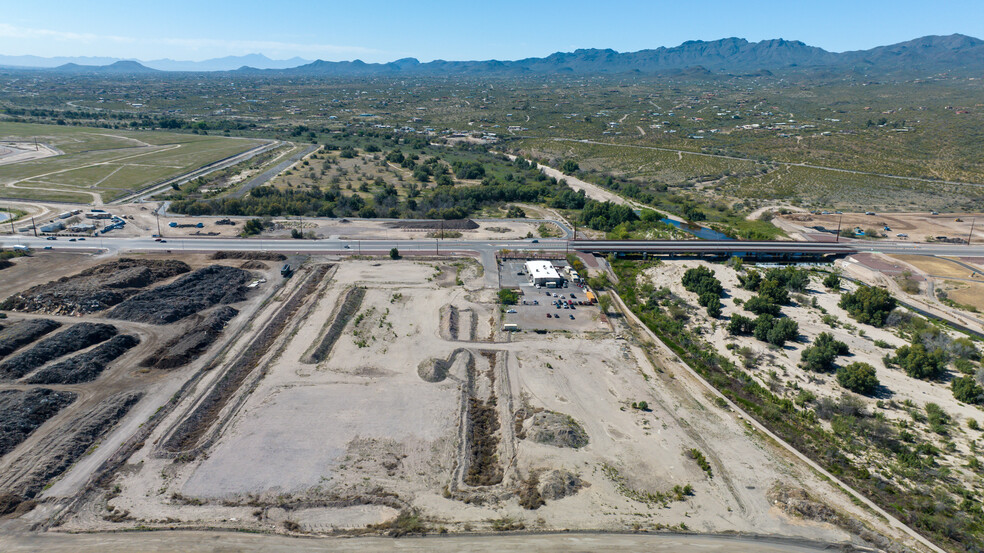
389 248 400 260
952 376 984 404
752 315 798 346
498 289 518 305
682 267 723 297
801 332 850 373
745 295 781 316
737 270 762 291
823 273 841 290
839 285 897 327
890 342 949 380
837 362 879 395
757 279 790 305
727 314 755 335
925 403 950 435
704 296 722 318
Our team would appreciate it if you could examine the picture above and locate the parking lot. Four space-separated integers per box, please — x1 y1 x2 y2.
499 259 607 332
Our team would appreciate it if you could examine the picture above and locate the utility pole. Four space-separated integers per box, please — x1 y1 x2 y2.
155 210 162 237
968 217 977 246
835 214 843 243
7 206 14 234
31 216 37 237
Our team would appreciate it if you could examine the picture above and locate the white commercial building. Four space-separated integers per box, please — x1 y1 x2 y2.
525 260 564 287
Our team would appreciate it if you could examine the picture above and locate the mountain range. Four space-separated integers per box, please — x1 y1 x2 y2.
2 34 982 76
0 53 311 71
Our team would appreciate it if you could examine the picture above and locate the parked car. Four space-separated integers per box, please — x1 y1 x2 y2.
569 314 575 320
546 313 552 318
506 309 517 313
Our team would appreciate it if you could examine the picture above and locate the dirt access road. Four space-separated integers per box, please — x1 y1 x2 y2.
0 530 846 553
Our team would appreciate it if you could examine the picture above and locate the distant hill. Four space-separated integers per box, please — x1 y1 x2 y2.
51 60 159 74
0 53 311 72
3 34 982 76
142 54 312 71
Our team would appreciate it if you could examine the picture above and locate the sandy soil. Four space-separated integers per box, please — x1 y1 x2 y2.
0 142 61 167
35 257 914 550
640 260 984 508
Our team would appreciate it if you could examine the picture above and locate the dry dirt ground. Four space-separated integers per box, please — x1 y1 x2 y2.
778 211 984 243
887 254 984 312
8 256 916 551
0 143 61 166
0 198 553 241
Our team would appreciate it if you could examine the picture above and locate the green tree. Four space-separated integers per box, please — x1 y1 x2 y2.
801 332 850 372
757 279 790 305
837 362 879 395
242 218 265 236
891 342 949 380
839 285 897 327
390 247 400 260
953 376 984 404
560 159 580 174
498 289 519 305
823 273 841 290
745 295 781 316
727 314 755 335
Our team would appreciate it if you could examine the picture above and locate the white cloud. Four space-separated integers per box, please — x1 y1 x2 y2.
0 23 133 43
0 23 381 60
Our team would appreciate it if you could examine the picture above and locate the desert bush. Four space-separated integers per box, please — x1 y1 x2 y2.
837 362 879 395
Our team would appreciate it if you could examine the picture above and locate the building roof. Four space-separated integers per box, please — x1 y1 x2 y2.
525 260 561 280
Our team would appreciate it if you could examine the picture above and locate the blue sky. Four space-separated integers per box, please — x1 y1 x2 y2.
2 0 982 62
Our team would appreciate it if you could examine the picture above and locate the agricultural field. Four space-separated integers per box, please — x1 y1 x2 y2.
0 122 264 203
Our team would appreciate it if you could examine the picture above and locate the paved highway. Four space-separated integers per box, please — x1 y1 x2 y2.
0 529 853 553
7 235 984 258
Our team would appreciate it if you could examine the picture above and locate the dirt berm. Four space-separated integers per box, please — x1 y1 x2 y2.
25 334 140 384
385 219 479 230
107 265 251 324
0 388 77 456
524 411 589 449
304 287 364 364
0 322 118 380
210 251 286 261
0 319 61 358
0 391 142 503
141 306 238 369
0 259 189 316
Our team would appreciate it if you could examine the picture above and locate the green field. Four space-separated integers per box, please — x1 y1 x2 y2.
0 122 263 203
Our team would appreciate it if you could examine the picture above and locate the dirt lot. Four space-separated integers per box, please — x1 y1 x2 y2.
779 211 984 243
19 256 916 552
